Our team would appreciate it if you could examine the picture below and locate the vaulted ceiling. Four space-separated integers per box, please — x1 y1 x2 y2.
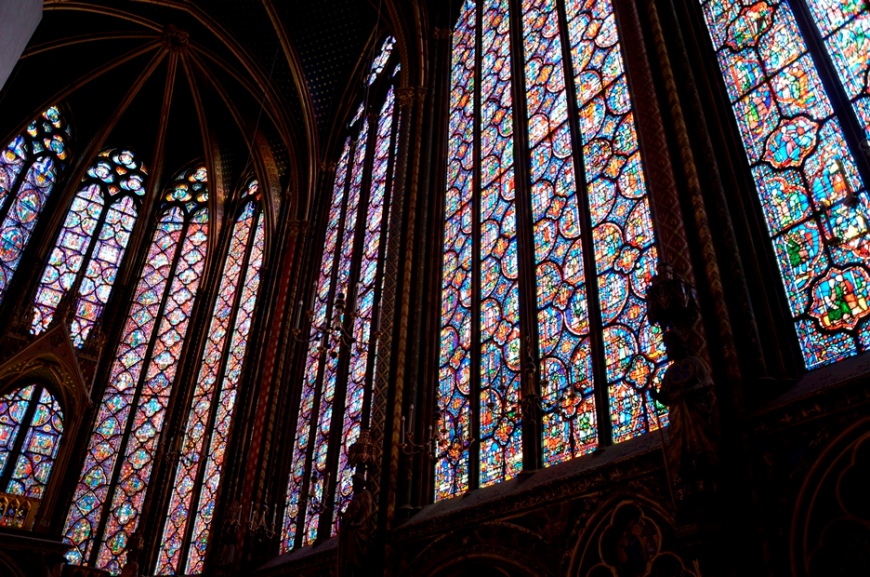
0 0 392 219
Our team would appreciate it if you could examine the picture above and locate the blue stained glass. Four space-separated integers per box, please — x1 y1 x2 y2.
0 107 70 306
31 149 146 346
700 0 870 368
436 0 476 501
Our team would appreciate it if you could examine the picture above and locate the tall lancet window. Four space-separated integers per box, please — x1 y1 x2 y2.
436 0 667 500
157 181 266 575
0 106 71 305
805 0 870 137
282 36 400 552
31 149 147 346
0 384 64 502
64 166 210 573
698 0 870 368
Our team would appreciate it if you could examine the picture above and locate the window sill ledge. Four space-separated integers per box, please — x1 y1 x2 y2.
395 431 664 541
750 350 870 434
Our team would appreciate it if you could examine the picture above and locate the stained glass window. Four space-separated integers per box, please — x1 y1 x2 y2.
0 106 71 306
31 149 147 347
698 0 870 368
369 36 397 85
436 0 666 499
805 0 870 138
0 385 64 500
282 37 401 552
63 166 209 573
157 181 266 576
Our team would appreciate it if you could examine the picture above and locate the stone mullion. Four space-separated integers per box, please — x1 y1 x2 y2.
86 211 190 567
318 109 381 539
290 147 355 550
647 0 748 387
789 0 870 188
400 60 440 512
510 0 545 470
362 106 400 434
227 195 310 571
180 202 261 568
612 0 709 363
234 206 311 563
139 206 232 574
552 0 612 447
262 217 310 505
370 85 416 531
0 385 43 490
48 201 163 537
387 83 429 524
411 25 453 511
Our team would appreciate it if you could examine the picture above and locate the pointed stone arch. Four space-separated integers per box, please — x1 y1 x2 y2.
0 324 92 534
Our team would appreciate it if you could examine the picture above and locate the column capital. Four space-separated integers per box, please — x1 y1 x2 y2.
395 87 427 108
433 28 452 40
287 220 310 237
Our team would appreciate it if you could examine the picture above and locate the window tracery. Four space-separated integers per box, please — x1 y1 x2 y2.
31 149 147 347
157 180 266 575
436 0 667 500
282 35 400 552
698 0 870 368
0 106 71 306
0 384 64 501
64 166 210 573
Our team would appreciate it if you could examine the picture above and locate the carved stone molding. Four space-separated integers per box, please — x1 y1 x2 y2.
790 419 870 576
287 220 310 238
571 499 698 577
163 24 190 51
393 439 665 545
433 28 452 41
407 521 550 577
396 87 426 109
750 373 870 437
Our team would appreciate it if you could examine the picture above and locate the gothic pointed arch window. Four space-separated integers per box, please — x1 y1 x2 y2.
282 35 401 552
0 106 71 305
31 149 147 347
63 165 210 573
0 384 64 503
156 180 266 575
696 0 870 369
436 0 668 500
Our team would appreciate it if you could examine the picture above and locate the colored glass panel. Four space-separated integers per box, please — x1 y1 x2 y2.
186 209 265 574
0 137 27 209
700 0 870 368
156 195 262 574
305 116 369 544
369 36 397 85
563 0 666 444
0 386 35 477
520 0 600 463
334 90 395 528
97 210 207 572
283 141 351 552
806 0 870 138
32 185 104 335
64 167 209 572
479 0 523 488
32 149 146 346
6 387 64 499
63 209 184 567
436 0 476 501
0 107 69 305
